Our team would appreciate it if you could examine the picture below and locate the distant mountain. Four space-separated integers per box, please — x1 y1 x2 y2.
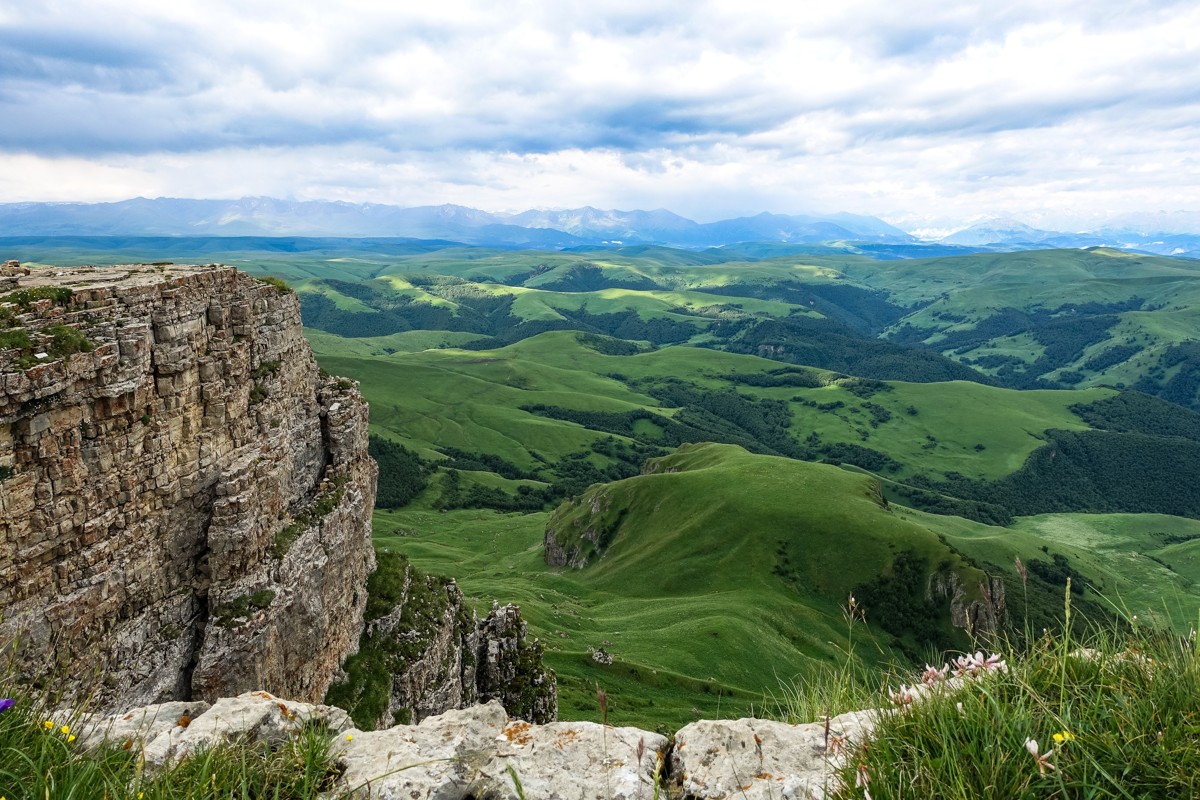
499 207 700 242
940 217 1060 246
5 199 1198 256
939 216 1200 257
0 198 914 249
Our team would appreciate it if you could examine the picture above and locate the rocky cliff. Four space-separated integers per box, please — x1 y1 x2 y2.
326 552 556 728
0 263 377 711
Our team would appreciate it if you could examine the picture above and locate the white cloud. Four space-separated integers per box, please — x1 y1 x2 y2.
0 0 1197 227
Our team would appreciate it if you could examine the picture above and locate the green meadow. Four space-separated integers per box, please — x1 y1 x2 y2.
16 239 1200 728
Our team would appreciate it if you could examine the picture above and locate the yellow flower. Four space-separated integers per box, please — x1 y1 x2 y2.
345 734 354 742
1052 730 1075 744
42 720 54 730
67 734 76 743
59 724 70 735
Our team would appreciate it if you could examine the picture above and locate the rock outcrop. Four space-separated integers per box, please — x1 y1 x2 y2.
928 571 1007 637
543 486 618 568
76 690 878 799
0 263 376 711
328 553 556 728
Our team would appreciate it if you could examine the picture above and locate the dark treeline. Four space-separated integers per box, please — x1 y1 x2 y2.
707 316 989 384
533 263 662 292
1136 341 1200 411
369 435 428 509
431 438 661 512
1070 391 1200 440
698 280 913 334
913 428 1200 520
893 300 1149 390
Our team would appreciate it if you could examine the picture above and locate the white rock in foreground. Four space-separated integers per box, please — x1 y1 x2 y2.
670 709 876 800
337 700 668 800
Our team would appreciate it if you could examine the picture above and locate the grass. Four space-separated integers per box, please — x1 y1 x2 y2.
828 600 1200 799
315 330 1112 482
0 674 343 799
374 443 1001 729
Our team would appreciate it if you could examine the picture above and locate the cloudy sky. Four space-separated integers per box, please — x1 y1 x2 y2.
1 0 1198 231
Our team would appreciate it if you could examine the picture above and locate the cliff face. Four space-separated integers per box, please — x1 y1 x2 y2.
0 264 376 711
327 553 556 729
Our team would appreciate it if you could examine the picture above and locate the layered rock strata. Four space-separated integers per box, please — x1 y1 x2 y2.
0 263 377 711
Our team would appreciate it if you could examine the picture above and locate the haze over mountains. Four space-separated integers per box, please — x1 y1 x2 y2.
4 198 1200 257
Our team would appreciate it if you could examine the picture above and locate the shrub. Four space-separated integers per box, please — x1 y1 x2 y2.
257 276 293 294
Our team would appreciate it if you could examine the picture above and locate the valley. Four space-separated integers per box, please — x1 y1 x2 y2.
10 238 1200 730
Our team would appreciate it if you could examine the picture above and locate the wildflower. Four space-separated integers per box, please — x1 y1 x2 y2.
1025 738 1055 776
0 698 14 714
952 651 1008 678
888 684 917 709
43 720 54 730
1052 730 1075 744
346 734 353 742
921 663 949 686
67 734 76 743
59 724 70 736
855 762 872 800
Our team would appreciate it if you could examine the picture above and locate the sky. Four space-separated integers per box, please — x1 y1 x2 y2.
1 0 1199 233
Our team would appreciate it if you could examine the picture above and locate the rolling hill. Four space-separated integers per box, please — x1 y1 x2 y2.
12 238 1200 727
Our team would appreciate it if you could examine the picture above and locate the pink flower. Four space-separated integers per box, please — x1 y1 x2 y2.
888 684 917 708
855 762 872 800
952 652 1008 678
921 663 949 685
1025 738 1056 776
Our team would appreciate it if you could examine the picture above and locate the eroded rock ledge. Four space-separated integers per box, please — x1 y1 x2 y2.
77 691 873 799
0 263 377 711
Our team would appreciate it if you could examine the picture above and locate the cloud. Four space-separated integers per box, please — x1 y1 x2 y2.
0 0 1197 226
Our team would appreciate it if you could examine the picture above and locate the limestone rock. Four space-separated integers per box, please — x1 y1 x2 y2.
335 700 667 800
0 264 376 711
669 710 876 800
77 690 351 766
76 700 211 751
329 556 556 729
140 690 352 766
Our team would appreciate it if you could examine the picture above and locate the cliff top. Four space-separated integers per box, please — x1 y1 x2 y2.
3 261 231 291
0 261 270 380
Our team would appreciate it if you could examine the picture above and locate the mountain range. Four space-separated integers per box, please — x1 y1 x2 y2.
2 198 1199 256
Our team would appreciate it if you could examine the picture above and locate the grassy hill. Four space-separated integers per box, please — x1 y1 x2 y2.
368 441 1200 729
18 237 1200 404
370 442 994 728
16 239 1200 728
316 330 1107 484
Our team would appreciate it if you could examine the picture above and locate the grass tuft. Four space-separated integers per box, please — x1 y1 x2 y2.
0 669 344 799
829 614 1200 799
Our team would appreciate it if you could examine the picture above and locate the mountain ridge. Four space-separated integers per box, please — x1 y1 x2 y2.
10 197 1198 255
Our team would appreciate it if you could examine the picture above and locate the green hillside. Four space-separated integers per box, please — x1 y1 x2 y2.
369 442 1200 729
21 238 1200 405
371 443 996 728
16 240 1200 728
